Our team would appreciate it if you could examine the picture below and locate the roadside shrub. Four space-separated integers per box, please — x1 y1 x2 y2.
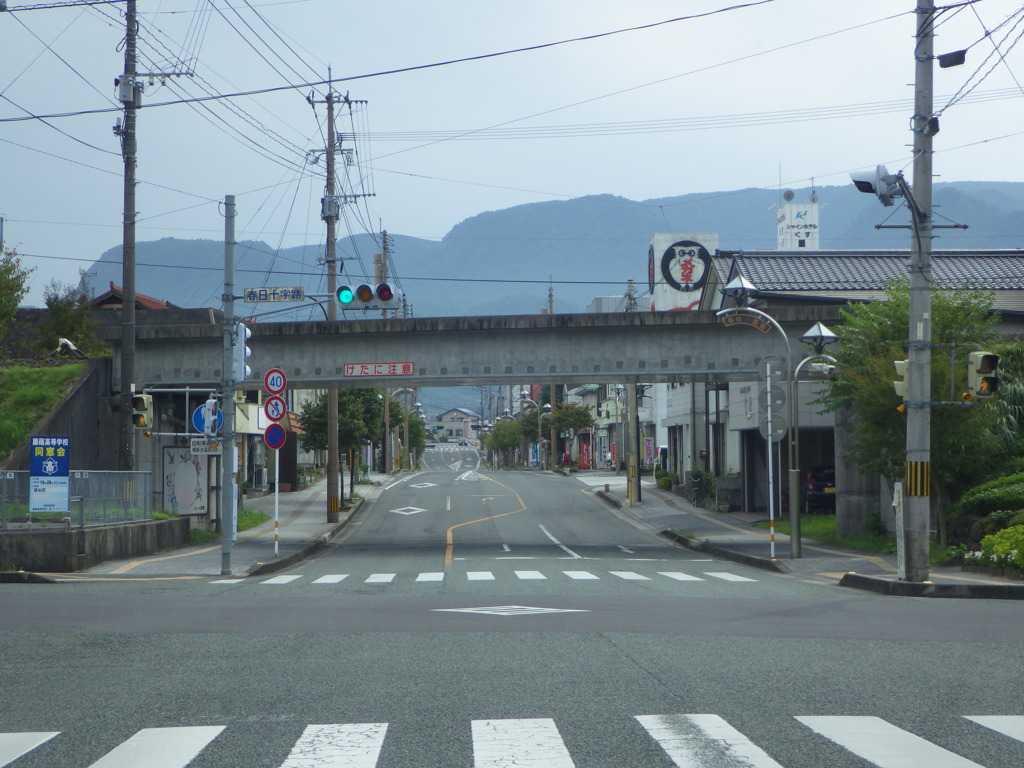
955 472 1024 518
965 524 1024 572
657 474 677 490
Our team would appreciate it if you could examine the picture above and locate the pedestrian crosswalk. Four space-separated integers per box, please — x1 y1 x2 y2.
3 714 1021 767
209 568 759 587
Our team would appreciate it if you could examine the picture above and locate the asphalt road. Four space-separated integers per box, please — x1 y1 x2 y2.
1 447 1022 767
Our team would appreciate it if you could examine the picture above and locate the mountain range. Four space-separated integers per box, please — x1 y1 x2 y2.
83 181 1024 320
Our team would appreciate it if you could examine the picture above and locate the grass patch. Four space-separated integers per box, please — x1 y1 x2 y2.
190 528 216 546
0 364 85 462
756 514 897 555
237 509 269 531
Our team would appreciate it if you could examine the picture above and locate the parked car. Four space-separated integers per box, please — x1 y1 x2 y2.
805 466 836 512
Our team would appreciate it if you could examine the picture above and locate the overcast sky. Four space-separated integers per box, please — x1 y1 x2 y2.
4 0 1024 307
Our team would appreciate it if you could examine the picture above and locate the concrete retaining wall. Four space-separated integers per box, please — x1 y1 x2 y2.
0 517 190 572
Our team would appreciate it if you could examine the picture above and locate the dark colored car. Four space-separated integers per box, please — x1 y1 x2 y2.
805 466 836 512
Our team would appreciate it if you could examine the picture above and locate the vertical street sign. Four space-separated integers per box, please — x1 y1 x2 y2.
29 436 70 517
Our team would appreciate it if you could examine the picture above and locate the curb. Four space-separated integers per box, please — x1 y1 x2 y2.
839 572 1024 600
659 528 787 573
244 497 363 578
0 571 57 584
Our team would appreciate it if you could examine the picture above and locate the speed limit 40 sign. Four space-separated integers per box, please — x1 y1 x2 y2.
264 368 287 395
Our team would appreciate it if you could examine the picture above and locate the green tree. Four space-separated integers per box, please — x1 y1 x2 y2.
297 389 385 454
818 281 1001 531
485 418 521 467
549 402 595 465
0 246 33 339
38 275 104 356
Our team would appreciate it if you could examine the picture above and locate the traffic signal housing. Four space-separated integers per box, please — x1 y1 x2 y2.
967 351 999 400
131 393 153 430
233 322 252 382
336 282 401 310
893 359 909 409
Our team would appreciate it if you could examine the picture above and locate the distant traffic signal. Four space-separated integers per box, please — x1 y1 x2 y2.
967 351 999 400
233 322 252 382
336 282 401 310
131 393 153 430
893 359 909 404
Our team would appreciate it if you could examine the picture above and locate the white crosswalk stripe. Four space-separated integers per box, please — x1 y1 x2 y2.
86 726 225 768
797 715 986 768
636 713 784 767
228 569 758 586
0 732 59 768
279 723 388 768
3 715 1021 767
472 718 574 768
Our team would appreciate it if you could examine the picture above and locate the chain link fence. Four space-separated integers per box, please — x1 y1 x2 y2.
0 471 152 530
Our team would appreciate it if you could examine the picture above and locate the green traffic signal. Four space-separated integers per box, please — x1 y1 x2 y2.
337 286 354 304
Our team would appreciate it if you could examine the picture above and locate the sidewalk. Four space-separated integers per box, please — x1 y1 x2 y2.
56 473 391 581
581 471 1024 599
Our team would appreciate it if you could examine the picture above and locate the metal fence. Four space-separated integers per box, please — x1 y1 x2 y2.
0 471 153 530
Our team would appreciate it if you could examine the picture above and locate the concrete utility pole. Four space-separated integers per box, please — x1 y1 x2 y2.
117 0 138 471
221 195 237 575
324 88 341 523
903 0 936 582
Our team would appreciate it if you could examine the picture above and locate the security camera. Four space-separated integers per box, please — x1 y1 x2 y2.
850 164 902 207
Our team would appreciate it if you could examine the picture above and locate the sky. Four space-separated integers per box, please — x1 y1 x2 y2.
4 0 1024 308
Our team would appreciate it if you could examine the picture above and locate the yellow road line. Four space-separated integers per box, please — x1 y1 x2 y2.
444 473 526 566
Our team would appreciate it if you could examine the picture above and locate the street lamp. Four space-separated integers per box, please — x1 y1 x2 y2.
519 393 551 469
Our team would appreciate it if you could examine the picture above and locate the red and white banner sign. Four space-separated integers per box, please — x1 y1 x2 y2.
343 362 415 378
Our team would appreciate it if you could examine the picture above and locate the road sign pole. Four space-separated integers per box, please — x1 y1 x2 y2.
221 194 236 576
274 447 280 557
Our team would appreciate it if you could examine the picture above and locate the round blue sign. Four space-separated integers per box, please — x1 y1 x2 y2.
263 423 287 450
192 405 224 433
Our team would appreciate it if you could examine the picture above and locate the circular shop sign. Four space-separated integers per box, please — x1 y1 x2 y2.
661 240 712 293
264 368 287 395
263 423 287 450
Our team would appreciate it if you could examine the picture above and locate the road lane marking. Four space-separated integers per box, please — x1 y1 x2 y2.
538 524 583 559
365 573 396 584
609 571 650 581
260 575 302 585
472 718 574 768
279 723 388 768
445 474 527 566
563 570 600 580
514 570 546 580
0 732 59 768
467 571 495 581
312 574 349 584
965 715 1024 742
416 572 445 582
659 572 704 582
86 726 225 768
705 572 756 582
797 716 985 768
636 714 784 767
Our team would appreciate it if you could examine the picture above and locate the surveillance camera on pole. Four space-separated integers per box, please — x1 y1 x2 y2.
850 165 903 207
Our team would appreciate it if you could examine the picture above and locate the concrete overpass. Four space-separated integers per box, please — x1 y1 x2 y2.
101 306 846 390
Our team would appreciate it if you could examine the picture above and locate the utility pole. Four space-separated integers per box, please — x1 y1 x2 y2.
117 0 138 471
324 87 340 523
903 0 936 582
220 195 236 575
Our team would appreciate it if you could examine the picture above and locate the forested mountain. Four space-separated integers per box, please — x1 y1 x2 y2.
84 182 1024 319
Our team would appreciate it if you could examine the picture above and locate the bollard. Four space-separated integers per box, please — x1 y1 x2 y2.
604 483 609 493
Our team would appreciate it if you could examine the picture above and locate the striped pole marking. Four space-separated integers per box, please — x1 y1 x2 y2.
797 716 984 767
472 718 574 768
279 723 388 768
905 460 930 496
87 726 225 768
0 732 59 768
636 714 784 767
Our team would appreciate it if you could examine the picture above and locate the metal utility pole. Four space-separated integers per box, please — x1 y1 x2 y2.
117 0 138 471
903 0 936 582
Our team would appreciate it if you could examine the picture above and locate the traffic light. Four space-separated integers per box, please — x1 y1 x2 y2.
967 351 999 400
131 393 153 430
893 359 909 404
202 395 220 437
233 322 252 382
336 282 401 310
